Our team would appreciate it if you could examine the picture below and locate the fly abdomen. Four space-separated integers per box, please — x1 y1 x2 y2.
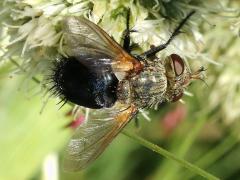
51 56 119 109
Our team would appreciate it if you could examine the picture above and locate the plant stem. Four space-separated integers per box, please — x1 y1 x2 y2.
154 115 207 180
181 131 239 179
122 129 220 180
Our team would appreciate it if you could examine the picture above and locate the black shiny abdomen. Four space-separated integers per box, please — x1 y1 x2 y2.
53 57 119 109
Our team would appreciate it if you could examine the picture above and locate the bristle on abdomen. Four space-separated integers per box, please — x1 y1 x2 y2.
47 56 119 109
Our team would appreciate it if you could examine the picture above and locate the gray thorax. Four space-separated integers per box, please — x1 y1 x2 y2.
117 61 167 108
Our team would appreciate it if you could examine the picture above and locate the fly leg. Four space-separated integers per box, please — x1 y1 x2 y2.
122 8 131 52
138 10 196 59
122 8 137 53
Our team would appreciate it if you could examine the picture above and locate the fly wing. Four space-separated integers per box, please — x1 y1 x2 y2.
64 104 137 171
62 17 142 73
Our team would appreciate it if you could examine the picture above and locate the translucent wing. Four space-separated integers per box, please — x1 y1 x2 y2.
64 104 137 171
61 17 139 170
62 17 142 73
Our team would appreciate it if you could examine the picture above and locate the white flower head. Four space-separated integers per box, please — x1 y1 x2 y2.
1 0 239 124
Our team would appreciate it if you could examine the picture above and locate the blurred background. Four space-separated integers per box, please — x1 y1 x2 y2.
1 0 240 180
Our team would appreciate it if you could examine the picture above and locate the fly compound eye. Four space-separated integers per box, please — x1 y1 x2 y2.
170 54 185 76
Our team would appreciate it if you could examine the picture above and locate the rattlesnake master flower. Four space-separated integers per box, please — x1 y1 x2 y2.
0 0 239 124
0 0 92 76
0 1 203 69
205 14 240 124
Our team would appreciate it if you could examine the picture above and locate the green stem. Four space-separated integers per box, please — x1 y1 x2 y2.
154 115 207 180
181 131 239 179
122 129 220 180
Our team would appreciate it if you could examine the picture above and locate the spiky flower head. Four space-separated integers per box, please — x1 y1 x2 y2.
0 0 239 124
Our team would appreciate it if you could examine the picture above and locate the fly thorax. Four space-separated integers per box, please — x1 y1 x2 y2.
117 80 132 105
129 64 167 108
